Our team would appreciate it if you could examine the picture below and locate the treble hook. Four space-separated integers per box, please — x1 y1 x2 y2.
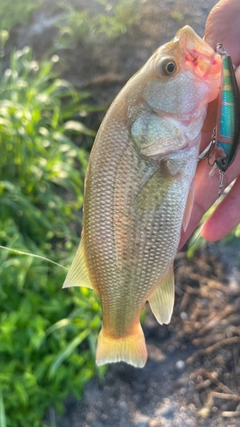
218 170 225 197
198 128 216 163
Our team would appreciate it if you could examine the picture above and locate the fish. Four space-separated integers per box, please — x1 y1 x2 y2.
214 44 240 172
63 26 221 368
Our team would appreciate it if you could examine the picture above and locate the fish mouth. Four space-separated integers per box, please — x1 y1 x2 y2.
176 25 222 82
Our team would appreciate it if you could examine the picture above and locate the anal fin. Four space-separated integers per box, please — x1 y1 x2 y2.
63 239 93 289
148 266 175 324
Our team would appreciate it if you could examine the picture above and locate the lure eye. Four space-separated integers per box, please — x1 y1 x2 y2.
215 145 229 172
220 158 227 167
157 57 177 76
216 156 228 172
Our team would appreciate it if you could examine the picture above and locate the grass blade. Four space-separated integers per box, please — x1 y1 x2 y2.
49 329 90 378
0 391 7 427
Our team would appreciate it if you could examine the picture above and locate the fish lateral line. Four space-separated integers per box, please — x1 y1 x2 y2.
0 245 68 270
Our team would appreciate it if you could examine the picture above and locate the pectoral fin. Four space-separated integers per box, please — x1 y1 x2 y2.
148 266 175 324
182 181 194 232
131 113 185 158
63 239 93 289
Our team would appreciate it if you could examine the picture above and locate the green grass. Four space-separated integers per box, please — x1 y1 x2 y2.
0 2 142 422
187 201 240 259
55 0 140 48
0 47 105 427
0 0 42 32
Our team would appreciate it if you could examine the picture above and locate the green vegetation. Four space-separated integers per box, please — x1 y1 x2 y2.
0 0 42 32
0 47 105 427
0 1 142 424
170 10 184 22
187 201 240 259
55 0 140 48
1 0 239 425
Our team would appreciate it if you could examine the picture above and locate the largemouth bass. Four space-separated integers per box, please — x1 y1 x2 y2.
63 26 221 368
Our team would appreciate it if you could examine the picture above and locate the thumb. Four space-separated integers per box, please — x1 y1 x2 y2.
204 0 240 65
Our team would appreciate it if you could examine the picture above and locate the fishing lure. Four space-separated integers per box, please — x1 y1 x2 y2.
199 44 240 194
214 43 240 173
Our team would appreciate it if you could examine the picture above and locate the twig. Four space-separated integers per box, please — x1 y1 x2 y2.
204 336 240 354
221 411 240 417
212 392 240 401
192 334 223 347
186 336 240 364
204 372 235 396
178 291 189 312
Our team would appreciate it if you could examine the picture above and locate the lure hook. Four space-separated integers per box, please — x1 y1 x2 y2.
198 127 216 165
218 170 225 197
216 43 228 57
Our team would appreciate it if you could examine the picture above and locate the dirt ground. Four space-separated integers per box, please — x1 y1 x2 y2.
13 0 240 425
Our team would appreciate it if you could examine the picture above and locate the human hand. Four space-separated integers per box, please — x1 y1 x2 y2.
179 0 240 248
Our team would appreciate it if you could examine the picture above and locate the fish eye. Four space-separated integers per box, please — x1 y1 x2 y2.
165 62 176 74
157 57 177 76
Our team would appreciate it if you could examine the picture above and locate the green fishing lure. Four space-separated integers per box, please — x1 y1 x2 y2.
215 43 240 172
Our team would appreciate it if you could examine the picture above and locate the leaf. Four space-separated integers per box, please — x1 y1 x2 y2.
0 41 101 427
45 318 71 336
0 391 6 427
64 120 96 136
49 329 90 378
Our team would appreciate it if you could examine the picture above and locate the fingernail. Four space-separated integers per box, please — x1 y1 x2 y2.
235 65 240 87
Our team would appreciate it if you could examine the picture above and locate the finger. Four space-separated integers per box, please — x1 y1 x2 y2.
204 0 240 65
202 5 240 153
179 149 240 248
202 175 240 241
202 97 218 133
235 65 240 87
179 159 219 248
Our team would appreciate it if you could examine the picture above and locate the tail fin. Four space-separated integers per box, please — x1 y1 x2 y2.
96 324 147 368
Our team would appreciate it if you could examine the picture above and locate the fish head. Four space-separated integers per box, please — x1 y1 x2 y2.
127 26 222 159
133 25 222 120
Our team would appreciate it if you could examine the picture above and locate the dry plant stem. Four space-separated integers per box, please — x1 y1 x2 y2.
212 392 240 401
193 369 235 395
186 337 240 364
221 411 240 417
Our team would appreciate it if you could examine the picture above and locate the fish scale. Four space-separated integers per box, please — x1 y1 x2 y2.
63 26 222 367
